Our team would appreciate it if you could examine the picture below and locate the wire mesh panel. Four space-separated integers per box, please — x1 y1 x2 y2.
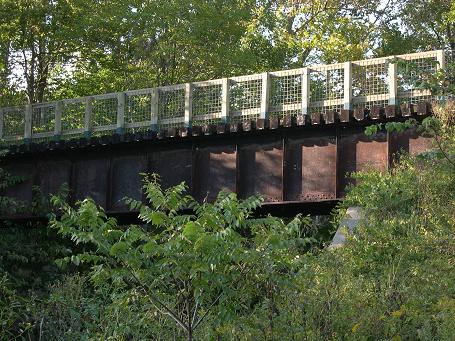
269 70 302 118
192 81 223 126
352 59 389 109
32 104 55 135
229 75 262 123
2 106 25 142
158 86 185 129
125 89 153 133
92 95 118 136
309 65 344 113
397 52 438 105
61 99 85 140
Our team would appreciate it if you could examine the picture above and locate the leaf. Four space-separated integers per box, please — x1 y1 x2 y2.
150 211 167 226
71 255 80 266
142 241 156 254
183 221 203 241
109 241 128 256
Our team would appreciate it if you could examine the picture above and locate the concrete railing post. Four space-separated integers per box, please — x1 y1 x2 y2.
116 92 125 135
388 60 398 105
436 49 445 70
344 62 352 110
150 88 159 131
221 78 230 124
151 88 159 131
24 104 32 143
260 72 270 119
54 101 63 140
301 68 310 116
184 83 193 128
84 97 93 138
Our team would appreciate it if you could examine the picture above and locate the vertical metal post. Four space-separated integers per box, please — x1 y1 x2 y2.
221 78 230 123
436 49 445 70
301 68 310 116
388 61 398 105
116 92 125 135
260 72 270 119
151 88 159 131
344 62 352 110
54 101 62 140
84 97 93 138
184 83 193 128
24 103 32 142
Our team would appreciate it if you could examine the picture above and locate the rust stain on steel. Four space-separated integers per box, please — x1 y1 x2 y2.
37 160 71 198
0 123 437 220
149 148 193 192
337 131 388 196
73 158 109 208
389 128 434 164
194 145 236 202
408 134 433 155
285 136 337 201
110 155 146 211
238 140 283 202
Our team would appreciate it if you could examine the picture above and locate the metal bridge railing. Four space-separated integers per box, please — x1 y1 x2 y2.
0 50 445 145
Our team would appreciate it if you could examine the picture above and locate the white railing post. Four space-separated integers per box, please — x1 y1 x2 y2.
301 68 310 115
24 104 32 142
84 97 93 138
54 101 62 139
150 88 159 131
116 92 125 135
388 60 398 105
151 88 159 131
260 72 270 119
184 83 193 127
344 62 352 110
436 49 445 70
221 78 230 123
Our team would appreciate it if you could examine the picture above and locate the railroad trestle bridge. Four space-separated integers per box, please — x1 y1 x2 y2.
0 50 444 219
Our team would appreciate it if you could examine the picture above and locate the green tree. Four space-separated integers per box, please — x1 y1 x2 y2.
376 0 455 56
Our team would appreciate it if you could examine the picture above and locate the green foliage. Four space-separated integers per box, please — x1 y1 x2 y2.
3 0 448 105
49 175 313 340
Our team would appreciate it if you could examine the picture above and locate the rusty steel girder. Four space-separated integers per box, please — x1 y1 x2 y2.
1 118 433 220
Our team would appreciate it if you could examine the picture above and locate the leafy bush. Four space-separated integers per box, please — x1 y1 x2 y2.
49 175 313 340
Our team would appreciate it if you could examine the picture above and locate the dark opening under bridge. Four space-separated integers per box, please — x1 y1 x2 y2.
0 50 444 220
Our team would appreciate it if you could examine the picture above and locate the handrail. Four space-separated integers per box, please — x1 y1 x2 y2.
0 50 445 144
